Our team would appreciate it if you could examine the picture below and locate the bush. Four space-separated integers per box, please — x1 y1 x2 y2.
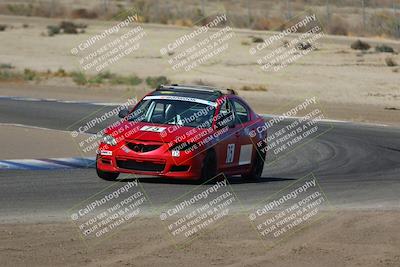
369 11 400 38
70 71 87 85
54 68 67 77
328 16 349 36
296 42 312 50
71 8 98 19
110 75 142 86
146 76 170 88
0 63 13 69
60 21 78 34
385 57 398 67
0 70 18 81
23 69 37 81
240 85 267 91
251 36 264 43
351 40 370 50
0 24 6 31
252 17 286 31
375 45 395 53
47 25 60 36
7 3 33 16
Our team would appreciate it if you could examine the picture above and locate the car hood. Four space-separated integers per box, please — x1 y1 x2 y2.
105 121 210 144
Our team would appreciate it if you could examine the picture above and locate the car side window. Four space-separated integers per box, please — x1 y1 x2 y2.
216 99 235 128
232 100 250 124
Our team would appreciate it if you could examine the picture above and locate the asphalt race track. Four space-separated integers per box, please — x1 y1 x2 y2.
0 97 399 222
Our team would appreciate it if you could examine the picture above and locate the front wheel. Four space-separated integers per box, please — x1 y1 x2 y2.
96 156 119 181
242 150 265 181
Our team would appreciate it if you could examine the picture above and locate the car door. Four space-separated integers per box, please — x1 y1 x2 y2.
214 98 241 171
230 98 254 168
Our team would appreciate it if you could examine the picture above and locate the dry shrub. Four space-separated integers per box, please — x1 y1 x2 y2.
240 85 267 92
252 17 286 31
385 57 398 67
71 8 98 19
375 45 395 53
251 36 264 43
328 16 349 36
369 11 400 38
296 41 312 50
351 40 370 50
172 19 193 27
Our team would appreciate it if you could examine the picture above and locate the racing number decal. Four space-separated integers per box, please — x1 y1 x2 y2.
226 144 235 164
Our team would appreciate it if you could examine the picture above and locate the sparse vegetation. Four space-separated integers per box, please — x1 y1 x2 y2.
240 85 267 92
47 25 60 36
71 8 98 19
296 42 312 50
110 74 142 86
70 71 87 85
23 68 38 81
0 63 13 69
47 21 86 36
327 16 349 36
251 36 264 43
60 21 86 34
6 3 33 16
351 40 371 50
1 1 400 38
146 76 170 88
385 57 398 67
0 70 19 81
0 68 148 87
375 44 395 53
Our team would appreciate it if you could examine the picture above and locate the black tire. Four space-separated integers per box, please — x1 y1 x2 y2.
242 150 265 181
96 156 119 181
200 150 217 183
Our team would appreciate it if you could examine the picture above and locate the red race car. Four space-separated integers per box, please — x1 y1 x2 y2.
96 84 267 181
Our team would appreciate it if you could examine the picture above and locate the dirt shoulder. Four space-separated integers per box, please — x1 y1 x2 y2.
0 211 399 267
0 124 94 159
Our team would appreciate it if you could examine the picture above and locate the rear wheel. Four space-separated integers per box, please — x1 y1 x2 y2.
96 156 119 181
200 150 217 183
242 150 265 181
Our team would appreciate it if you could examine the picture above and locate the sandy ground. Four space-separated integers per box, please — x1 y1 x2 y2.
0 15 399 267
0 124 94 159
0 15 399 126
0 211 399 267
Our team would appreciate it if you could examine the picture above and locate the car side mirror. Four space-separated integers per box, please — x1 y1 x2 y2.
118 108 129 118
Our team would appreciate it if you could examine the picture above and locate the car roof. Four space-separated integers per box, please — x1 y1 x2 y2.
150 84 237 102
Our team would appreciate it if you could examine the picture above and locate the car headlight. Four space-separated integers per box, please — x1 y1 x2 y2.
102 135 117 146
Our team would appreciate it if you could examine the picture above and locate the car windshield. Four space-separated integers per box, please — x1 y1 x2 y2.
128 98 216 128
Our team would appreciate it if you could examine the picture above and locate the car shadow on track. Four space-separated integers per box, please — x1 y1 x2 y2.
115 176 295 185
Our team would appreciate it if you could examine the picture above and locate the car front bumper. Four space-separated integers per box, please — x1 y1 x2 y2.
96 144 205 180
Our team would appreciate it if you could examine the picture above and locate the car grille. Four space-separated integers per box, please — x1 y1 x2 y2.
126 142 161 153
116 158 165 172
